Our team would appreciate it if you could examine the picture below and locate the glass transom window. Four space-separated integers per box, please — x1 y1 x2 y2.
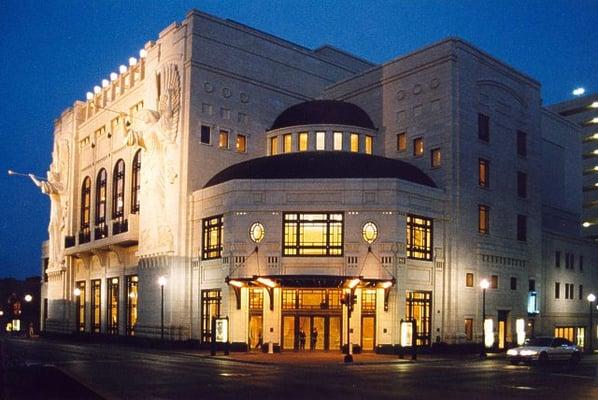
283 212 343 256
202 215 223 260
406 214 433 260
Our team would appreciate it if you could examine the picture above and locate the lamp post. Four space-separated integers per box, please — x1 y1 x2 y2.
158 276 167 341
480 279 490 358
587 293 596 353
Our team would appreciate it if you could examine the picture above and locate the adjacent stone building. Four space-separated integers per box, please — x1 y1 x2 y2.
39 9 598 352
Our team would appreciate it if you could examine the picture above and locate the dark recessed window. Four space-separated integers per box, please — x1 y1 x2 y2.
517 130 527 157
200 125 211 144
431 148 441 168
517 171 527 198
579 285 583 300
528 279 535 291
466 273 474 288
406 214 433 260
397 132 407 152
478 113 490 142
517 214 527 241
413 137 424 157
579 255 584 272
555 282 560 299
491 275 498 289
202 215 223 260
479 205 489 234
510 277 517 290
131 150 141 214
555 251 561 268
479 159 489 188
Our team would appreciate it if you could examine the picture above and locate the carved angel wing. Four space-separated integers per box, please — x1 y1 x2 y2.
159 64 180 143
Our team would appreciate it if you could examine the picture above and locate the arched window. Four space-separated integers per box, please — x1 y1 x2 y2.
79 177 91 244
95 168 108 239
131 150 141 214
112 159 125 219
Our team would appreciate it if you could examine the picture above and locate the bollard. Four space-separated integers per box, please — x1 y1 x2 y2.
268 342 274 354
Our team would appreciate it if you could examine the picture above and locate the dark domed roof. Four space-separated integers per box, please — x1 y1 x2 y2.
270 100 376 130
204 152 436 188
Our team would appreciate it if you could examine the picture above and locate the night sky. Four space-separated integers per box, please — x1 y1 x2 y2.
1 0 597 279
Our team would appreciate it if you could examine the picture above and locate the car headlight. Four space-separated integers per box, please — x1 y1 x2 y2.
520 350 538 356
507 349 518 356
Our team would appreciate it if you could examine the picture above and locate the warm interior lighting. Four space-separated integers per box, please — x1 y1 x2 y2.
480 279 490 290
119 65 127 74
228 280 244 288
381 281 393 289
573 87 586 96
158 276 167 287
484 319 494 348
73 288 81 297
256 277 276 288
348 278 360 289
588 293 597 302
139 49 147 58
516 319 526 346
129 57 137 66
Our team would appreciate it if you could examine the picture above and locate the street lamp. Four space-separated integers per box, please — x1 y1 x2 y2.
158 276 167 341
24 294 32 303
480 279 490 358
588 293 596 353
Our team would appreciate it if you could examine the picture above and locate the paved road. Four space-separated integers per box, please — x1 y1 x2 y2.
1 337 597 399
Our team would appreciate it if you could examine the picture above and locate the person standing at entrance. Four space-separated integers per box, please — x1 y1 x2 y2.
310 327 318 351
299 328 306 350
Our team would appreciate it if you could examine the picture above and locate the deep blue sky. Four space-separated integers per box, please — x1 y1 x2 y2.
1 0 597 279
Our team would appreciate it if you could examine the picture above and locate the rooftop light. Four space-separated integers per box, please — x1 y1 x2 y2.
139 49 147 58
110 72 118 81
86 92 94 101
101 79 109 88
93 85 101 94
573 87 586 96
129 57 137 66
119 65 127 74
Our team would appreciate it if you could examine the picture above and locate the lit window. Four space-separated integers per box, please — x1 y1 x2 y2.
413 137 424 157
126 275 138 336
219 130 229 149
107 277 119 335
202 215 223 260
236 134 247 153
333 132 343 150
479 159 489 188
112 159 125 221
75 281 86 332
95 169 108 239
316 131 325 150
350 133 359 152
365 135 373 154
491 275 498 289
466 273 474 287
269 136 279 155
91 279 101 333
517 130 527 157
431 148 441 168
283 133 292 153
478 113 489 142
201 289 221 343
299 132 308 151
397 132 406 152
249 222 265 243
362 289 376 312
200 125 211 144
283 212 343 256
406 214 433 260
479 205 489 234
464 318 473 340
80 177 91 244
131 150 141 214
362 221 378 244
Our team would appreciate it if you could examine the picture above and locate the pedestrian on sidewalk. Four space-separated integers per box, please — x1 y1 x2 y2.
310 327 318 351
299 329 306 350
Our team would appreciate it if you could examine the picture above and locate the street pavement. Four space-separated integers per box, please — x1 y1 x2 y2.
1 336 597 399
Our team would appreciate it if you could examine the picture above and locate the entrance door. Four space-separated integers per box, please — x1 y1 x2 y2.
282 316 296 350
362 316 375 351
249 315 263 350
298 316 311 350
497 310 509 350
329 316 341 351
313 316 325 350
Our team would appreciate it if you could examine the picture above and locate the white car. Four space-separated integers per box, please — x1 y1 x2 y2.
506 337 582 365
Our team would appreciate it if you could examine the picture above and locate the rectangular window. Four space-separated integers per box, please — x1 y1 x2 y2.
350 133 359 152
362 289 377 312
555 251 561 268
406 214 433 260
464 318 473 341
413 137 424 157
76 281 86 332
107 277 119 335
126 275 138 336
202 215 223 260
466 273 474 288
200 125 211 144
269 136 279 155
218 130 229 149
555 282 560 299
110 116 121 136
397 132 406 152
529 279 535 291
283 212 343 256
491 275 498 289
479 158 489 188
201 289 221 343
333 132 343 150
517 130 527 157
479 205 489 234
517 214 527 241
365 135 373 154
571 254 575 270
129 101 144 118
431 148 441 168
478 113 489 142
91 279 101 333
249 288 263 310
579 256 584 272
236 134 247 153
517 171 527 198
316 131 326 150
510 277 517 290
283 133 292 153
579 284 583 300
405 291 432 346
299 132 308 151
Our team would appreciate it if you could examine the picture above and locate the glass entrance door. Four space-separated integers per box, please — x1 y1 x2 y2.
282 316 296 350
329 316 341 350
249 315 263 350
362 316 375 351
313 316 325 350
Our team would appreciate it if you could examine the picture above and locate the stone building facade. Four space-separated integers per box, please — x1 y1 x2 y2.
39 9 598 352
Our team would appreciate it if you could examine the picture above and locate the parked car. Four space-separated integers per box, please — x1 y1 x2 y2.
506 337 581 365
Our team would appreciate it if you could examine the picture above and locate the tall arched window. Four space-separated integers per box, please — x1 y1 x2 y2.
131 150 141 214
95 168 108 239
112 159 125 219
79 177 91 244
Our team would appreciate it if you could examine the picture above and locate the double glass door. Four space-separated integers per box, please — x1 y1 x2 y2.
282 315 341 351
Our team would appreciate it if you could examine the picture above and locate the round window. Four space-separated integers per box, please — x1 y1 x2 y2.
249 222 265 243
362 221 378 244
